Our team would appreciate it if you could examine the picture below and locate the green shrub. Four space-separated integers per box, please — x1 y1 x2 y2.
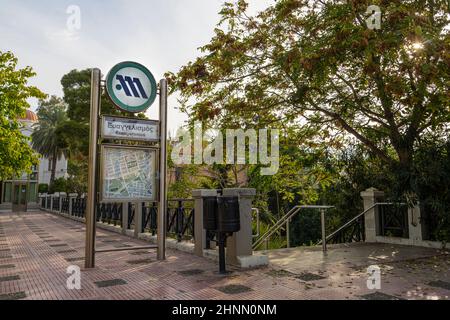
38 183 49 194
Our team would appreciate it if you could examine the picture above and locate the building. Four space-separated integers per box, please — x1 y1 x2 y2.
0 109 68 212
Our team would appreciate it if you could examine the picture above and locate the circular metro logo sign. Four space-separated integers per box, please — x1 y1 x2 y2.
106 61 157 113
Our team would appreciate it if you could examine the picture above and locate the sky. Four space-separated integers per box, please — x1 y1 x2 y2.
0 0 272 134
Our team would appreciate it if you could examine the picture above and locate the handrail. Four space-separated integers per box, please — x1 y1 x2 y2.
319 202 407 245
252 205 334 250
252 208 260 238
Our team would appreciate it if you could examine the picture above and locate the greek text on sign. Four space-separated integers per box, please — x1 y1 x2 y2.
101 116 159 141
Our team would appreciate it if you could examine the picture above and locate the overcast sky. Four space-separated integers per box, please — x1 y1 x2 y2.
0 0 272 133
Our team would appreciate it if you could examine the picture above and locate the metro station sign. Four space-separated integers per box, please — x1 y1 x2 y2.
101 115 159 142
105 61 157 113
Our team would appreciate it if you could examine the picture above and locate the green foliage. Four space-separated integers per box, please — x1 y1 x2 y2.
38 183 49 194
0 51 45 180
168 166 201 199
169 0 449 169
66 157 88 195
61 69 132 122
48 178 68 194
58 69 147 192
169 0 449 245
31 96 68 184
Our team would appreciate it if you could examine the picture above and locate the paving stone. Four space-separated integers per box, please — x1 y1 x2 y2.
65 257 84 262
296 272 327 281
57 249 77 254
126 259 153 265
266 269 296 277
0 292 26 300
129 251 151 255
178 269 205 276
361 292 403 300
428 280 450 291
95 279 127 288
113 244 132 248
215 284 253 294
0 275 20 282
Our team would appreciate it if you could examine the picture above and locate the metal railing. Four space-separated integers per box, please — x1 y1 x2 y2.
38 194 195 242
320 202 407 245
252 205 334 251
166 199 195 242
252 208 260 238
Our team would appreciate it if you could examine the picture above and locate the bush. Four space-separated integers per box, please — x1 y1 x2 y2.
38 183 49 194
48 178 68 194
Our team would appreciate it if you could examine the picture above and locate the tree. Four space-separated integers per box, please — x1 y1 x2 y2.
61 69 128 123
0 51 45 180
31 96 68 185
59 69 148 192
168 0 449 184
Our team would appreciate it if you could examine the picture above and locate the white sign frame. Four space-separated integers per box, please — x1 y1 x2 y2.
101 115 159 142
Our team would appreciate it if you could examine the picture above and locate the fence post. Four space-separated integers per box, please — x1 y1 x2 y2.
360 187 384 242
192 190 218 257
286 218 290 248
59 193 65 213
50 195 54 212
222 188 257 266
68 193 77 216
321 209 327 252
121 202 128 234
134 202 143 238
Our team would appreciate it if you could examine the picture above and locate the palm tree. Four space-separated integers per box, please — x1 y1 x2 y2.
31 96 68 185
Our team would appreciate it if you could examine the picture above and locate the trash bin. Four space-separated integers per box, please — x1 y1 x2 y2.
203 196 218 231
217 196 240 233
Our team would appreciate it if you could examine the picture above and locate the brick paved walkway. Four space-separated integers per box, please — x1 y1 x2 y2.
0 211 449 300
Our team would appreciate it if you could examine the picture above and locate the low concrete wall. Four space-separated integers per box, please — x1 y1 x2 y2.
375 236 447 250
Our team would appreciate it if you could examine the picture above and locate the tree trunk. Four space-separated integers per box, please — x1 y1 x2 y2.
50 151 57 185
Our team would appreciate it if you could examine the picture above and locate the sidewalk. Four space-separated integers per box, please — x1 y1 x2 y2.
0 211 449 300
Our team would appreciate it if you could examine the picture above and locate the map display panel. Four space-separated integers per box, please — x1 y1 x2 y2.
101 145 157 202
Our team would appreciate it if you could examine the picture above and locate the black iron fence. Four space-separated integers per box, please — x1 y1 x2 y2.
61 197 70 214
97 202 122 226
326 214 365 245
167 199 195 242
39 195 195 242
378 203 409 238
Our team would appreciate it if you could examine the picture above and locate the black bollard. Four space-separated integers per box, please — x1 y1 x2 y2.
218 232 227 274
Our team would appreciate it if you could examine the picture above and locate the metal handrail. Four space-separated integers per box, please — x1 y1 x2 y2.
252 208 260 238
252 205 334 251
319 202 407 245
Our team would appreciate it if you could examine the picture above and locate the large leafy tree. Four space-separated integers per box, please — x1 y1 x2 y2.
61 69 147 153
61 69 126 123
59 69 148 192
32 96 68 185
169 0 449 182
0 51 45 180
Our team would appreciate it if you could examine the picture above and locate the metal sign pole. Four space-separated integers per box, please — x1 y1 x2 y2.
157 79 168 260
85 68 101 268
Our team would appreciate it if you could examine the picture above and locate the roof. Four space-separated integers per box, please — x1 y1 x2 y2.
18 109 38 122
